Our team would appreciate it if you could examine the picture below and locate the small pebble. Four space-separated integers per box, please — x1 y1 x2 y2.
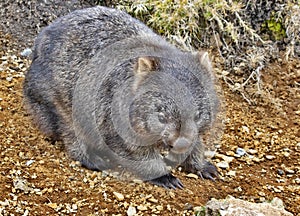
294 178 300 184
20 48 32 57
137 205 147 211
132 179 143 184
247 149 258 155
273 187 282 193
216 161 229 169
156 205 163 211
47 203 58 209
113 191 124 201
216 153 234 163
285 169 295 174
186 173 199 179
72 204 78 210
234 186 243 192
26 160 35 166
101 170 109 177
271 197 284 208
282 152 290 157
127 206 137 216
6 77 13 82
148 198 158 203
184 203 193 210
204 150 216 158
241 125 249 133
236 147 246 157
265 155 275 160
277 169 284 175
168 191 175 198
227 170 236 176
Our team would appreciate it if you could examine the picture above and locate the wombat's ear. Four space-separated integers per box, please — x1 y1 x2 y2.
195 51 213 73
132 57 158 91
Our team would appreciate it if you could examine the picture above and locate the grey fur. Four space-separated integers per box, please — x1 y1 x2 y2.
23 6 220 188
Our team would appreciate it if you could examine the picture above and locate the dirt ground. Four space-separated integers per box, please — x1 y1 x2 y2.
0 1 299 215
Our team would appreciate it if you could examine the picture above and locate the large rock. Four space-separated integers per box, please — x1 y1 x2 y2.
205 196 293 216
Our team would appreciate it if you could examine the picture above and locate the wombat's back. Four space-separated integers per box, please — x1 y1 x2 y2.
31 6 154 83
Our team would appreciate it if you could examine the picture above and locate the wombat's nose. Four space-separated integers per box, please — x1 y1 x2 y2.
171 137 192 154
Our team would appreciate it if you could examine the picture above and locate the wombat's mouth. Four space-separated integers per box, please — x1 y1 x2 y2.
157 139 172 157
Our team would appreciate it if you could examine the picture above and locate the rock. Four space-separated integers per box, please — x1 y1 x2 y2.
184 203 193 210
215 153 234 163
247 149 258 155
205 196 293 216
12 177 33 193
113 192 125 201
186 173 199 179
236 147 246 157
20 48 32 57
47 203 58 209
227 170 236 177
265 155 276 160
6 76 13 82
216 161 229 169
137 205 147 211
25 159 35 166
148 198 158 203
241 125 249 133
127 206 137 216
285 169 295 174
132 179 143 184
205 150 217 158
156 205 163 211
277 169 284 175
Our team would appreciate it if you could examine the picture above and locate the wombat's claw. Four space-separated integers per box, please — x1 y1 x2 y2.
197 161 219 181
149 173 184 189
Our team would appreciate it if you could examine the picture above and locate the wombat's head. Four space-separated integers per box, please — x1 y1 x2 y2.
128 52 218 154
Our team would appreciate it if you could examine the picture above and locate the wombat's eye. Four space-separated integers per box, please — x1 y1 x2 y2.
158 112 167 124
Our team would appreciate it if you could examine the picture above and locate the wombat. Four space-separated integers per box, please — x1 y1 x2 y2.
23 6 220 189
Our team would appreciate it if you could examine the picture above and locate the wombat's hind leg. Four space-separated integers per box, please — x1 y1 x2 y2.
79 156 101 171
67 141 113 172
24 96 62 141
148 173 184 189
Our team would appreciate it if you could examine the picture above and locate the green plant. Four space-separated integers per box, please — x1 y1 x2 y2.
262 12 286 41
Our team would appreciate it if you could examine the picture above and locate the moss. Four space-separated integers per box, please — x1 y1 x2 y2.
262 13 286 41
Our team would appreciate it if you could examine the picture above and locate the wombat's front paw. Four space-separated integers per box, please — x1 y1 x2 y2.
149 173 184 189
199 161 219 181
183 160 219 181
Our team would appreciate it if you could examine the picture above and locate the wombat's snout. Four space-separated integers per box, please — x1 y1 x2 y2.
170 137 193 154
